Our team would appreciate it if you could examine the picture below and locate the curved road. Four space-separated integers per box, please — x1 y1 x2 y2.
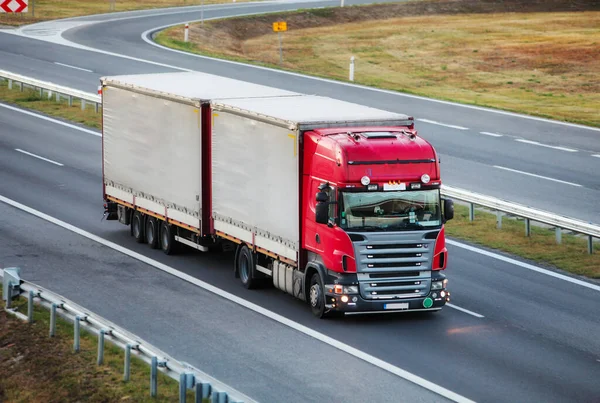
1 0 600 222
1 2 600 402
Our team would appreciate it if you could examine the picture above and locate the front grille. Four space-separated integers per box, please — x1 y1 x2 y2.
368 271 420 279
350 233 434 300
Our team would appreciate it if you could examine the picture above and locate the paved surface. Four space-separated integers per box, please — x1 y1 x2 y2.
1 0 599 223
0 202 451 403
1 106 599 403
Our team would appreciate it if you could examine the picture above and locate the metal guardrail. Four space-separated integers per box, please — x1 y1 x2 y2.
0 70 598 253
442 185 599 254
1 267 256 403
0 69 102 113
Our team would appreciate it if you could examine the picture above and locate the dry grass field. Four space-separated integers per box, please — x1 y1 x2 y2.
157 0 600 127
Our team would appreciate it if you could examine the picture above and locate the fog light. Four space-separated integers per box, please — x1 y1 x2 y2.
440 291 446 298
341 295 349 303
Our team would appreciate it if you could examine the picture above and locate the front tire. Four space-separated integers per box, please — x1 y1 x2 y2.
309 272 326 318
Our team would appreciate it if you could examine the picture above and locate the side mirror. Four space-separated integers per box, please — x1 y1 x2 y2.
316 191 328 203
316 202 329 224
443 198 454 221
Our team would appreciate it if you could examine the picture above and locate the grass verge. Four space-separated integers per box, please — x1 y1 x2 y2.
0 80 101 129
154 0 600 127
0 78 598 281
447 205 599 279
0 0 255 27
0 288 195 402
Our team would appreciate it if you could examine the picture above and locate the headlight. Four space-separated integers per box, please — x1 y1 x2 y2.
431 281 444 290
330 285 359 294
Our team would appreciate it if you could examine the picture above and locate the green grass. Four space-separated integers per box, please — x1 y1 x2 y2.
0 287 199 402
0 80 102 129
445 204 599 279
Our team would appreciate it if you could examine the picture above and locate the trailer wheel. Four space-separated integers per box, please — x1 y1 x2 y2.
131 211 145 243
145 217 159 249
236 245 258 289
159 220 176 255
309 272 326 318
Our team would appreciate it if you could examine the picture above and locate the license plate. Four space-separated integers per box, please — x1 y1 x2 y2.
384 303 409 310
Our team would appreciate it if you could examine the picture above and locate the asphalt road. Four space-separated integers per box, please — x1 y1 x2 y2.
1 0 599 223
1 104 599 403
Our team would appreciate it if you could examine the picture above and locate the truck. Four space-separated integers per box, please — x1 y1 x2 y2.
101 71 454 318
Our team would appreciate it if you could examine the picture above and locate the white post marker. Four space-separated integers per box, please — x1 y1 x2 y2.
349 56 355 81
341 0 345 7
184 23 189 43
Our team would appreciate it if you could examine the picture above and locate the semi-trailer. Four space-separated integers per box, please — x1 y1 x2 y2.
101 71 454 318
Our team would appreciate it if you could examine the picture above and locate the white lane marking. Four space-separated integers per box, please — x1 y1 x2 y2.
15 148 64 166
139 20 600 133
416 119 469 130
447 240 600 293
0 102 101 137
54 62 93 72
447 304 484 318
0 195 474 403
493 165 582 187
592 154 600 158
480 131 504 137
515 139 577 153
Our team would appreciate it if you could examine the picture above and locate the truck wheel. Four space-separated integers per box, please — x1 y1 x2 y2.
145 217 159 249
159 221 176 255
309 272 326 318
131 211 145 243
236 245 258 289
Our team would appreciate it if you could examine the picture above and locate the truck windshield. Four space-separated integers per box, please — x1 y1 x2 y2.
339 189 441 231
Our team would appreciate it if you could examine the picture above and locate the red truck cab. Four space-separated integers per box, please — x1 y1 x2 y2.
301 124 453 317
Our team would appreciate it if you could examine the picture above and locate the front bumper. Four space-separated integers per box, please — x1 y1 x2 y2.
324 289 450 315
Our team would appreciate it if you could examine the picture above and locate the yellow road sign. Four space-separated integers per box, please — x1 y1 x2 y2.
273 21 287 32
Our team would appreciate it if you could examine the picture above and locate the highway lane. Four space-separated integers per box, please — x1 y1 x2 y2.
2 106 599 402
0 202 453 403
2 1 600 223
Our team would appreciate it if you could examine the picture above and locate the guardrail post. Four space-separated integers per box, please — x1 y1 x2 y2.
97 329 105 365
525 218 531 237
74 316 81 352
469 203 474 221
27 290 34 323
48 90 53 100
212 391 227 403
180 373 187 403
151 356 158 397
56 92 61 102
196 382 211 402
19 82 24 92
39 87 43 98
95 102 99 113
81 99 86 111
124 344 132 381
555 227 562 244
50 303 57 337
8 79 12 89
588 236 594 254
496 211 502 229
69 95 73 107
